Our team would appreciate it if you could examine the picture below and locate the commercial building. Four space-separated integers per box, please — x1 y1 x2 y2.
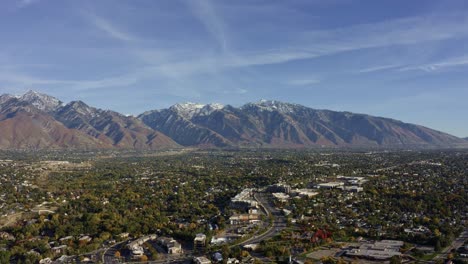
291 189 319 198
316 182 345 189
230 189 258 210
156 236 183 254
127 234 157 258
267 183 291 194
229 214 260 225
345 240 403 260
272 192 290 202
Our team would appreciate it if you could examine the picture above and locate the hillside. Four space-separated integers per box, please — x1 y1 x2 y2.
0 92 465 149
0 91 179 150
139 100 466 148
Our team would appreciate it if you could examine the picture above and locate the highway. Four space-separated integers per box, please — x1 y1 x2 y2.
102 191 284 263
238 192 287 246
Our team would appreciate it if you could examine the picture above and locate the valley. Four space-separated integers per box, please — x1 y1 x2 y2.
0 149 466 263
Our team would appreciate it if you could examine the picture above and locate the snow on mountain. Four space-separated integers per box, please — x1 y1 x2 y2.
170 102 225 119
0 94 14 104
19 90 62 112
66 101 101 118
242 99 298 114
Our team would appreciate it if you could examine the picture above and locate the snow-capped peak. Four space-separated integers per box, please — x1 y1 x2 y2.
67 101 100 117
0 94 15 104
243 99 298 113
19 90 62 112
205 103 224 110
170 102 224 119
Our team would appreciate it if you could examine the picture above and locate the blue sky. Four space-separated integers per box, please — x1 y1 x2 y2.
0 0 468 137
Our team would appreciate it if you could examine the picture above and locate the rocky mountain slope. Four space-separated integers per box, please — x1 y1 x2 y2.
139 100 466 148
0 91 465 149
0 91 178 150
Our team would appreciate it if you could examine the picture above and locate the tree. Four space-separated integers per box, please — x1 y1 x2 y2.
321 256 337 264
221 244 230 259
253 259 264 264
435 239 442 252
140 255 148 262
0 251 11 263
389 255 401 264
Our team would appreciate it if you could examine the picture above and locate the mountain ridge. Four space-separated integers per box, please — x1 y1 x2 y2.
0 92 178 150
139 99 466 148
0 91 466 149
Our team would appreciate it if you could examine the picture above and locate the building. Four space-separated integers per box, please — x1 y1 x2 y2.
316 182 345 189
345 240 403 260
79 235 92 243
129 245 144 258
272 192 290 202
227 258 240 264
127 234 157 258
267 183 291 194
194 233 207 248
229 214 260 225
119 232 130 238
59 236 73 242
211 236 229 245
342 186 364 192
230 189 258 210
194 256 212 264
157 236 183 254
51 245 67 255
39 258 52 264
291 189 319 198
337 176 368 185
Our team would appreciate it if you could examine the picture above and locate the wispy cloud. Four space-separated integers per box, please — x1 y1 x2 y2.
85 12 137 42
145 13 468 76
0 72 67 86
0 70 140 91
356 64 403 73
17 0 40 8
70 7 468 85
298 14 468 54
399 56 468 72
208 13 468 70
185 0 228 52
7 8 468 97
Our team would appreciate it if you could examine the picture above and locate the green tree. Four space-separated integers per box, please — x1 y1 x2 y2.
389 255 401 264
0 251 11 263
435 239 442 252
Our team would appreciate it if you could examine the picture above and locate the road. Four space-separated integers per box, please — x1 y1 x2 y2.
237 192 287 246
432 228 468 262
103 240 128 264
101 191 286 263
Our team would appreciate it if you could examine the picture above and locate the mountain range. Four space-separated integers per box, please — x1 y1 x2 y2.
0 91 176 149
0 91 465 150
